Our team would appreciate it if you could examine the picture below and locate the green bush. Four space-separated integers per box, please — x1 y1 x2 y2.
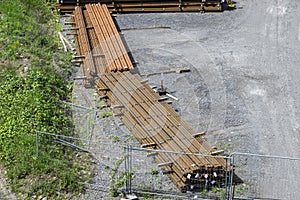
0 69 89 199
0 0 91 199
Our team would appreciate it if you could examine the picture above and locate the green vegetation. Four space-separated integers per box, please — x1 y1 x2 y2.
143 193 155 199
150 168 159 175
113 136 120 143
235 183 250 197
212 186 220 193
100 108 113 118
0 0 91 199
109 155 134 197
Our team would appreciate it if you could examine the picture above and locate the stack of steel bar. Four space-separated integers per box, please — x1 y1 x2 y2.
95 71 228 192
56 0 225 13
73 4 133 87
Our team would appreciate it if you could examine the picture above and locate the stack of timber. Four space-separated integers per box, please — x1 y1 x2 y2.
72 4 133 87
95 71 228 192
56 0 226 13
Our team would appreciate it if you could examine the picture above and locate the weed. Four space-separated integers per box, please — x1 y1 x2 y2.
109 189 118 197
212 186 220 193
150 168 159 175
113 136 120 143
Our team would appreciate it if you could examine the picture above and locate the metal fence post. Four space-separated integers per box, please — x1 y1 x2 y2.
36 130 39 157
229 154 235 200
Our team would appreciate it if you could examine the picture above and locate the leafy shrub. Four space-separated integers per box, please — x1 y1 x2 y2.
0 68 89 198
0 0 91 199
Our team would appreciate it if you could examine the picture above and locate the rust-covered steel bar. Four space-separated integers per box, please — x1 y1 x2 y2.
56 0 228 13
72 4 133 87
95 72 228 192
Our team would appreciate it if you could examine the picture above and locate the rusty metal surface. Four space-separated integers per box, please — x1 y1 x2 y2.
71 2 228 192
95 72 228 192
73 4 133 87
56 0 224 13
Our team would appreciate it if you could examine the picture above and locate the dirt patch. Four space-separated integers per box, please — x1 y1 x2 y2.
0 166 17 200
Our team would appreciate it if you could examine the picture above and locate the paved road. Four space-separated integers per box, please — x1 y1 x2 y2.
117 0 300 199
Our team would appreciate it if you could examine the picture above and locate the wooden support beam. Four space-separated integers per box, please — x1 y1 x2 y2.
64 22 76 25
141 143 157 148
158 161 173 167
111 105 125 108
72 55 86 59
147 152 158 157
162 170 174 174
113 113 124 117
98 95 108 99
97 88 110 91
140 79 148 84
211 150 224 156
192 132 205 138
73 76 87 80
62 27 79 31
158 97 169 102
66 33 78 36
71 59 84 63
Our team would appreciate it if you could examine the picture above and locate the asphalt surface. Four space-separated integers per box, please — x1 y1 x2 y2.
115 0 300 199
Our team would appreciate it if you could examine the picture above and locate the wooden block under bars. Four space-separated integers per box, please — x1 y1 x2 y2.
72 55 86 59
113 113 124 117
158 161 173 167
71 59 84 63
140 79 149 84
147 152 159 157
192 132 205 138
98 95 108 99
162 170 174 174
210 150 224 156
111 105 125 108
141 142 157 148
158 97 169 102
97 87 110 91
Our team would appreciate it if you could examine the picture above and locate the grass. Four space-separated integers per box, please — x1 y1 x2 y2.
0 0 92 199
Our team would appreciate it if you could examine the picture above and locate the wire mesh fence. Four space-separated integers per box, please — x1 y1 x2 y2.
231 152 300 200
123 146 233 200
34 94 300 200
35 126 300 200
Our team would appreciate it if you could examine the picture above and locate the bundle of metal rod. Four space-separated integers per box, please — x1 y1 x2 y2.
72 4 133 87
95 71 228 192
56 0 225 13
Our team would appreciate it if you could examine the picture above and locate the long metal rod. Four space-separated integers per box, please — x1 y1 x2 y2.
129 145 132 194
87 110 97 149
36 130 39 157
224 157 228 200
232 152 300 161
124 145 128 193
229 155 234 200
58 100 96 111
56 138 89 152
35 130 90 141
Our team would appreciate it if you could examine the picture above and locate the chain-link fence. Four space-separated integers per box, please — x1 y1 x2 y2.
35 93 300 200
35 126 300 200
